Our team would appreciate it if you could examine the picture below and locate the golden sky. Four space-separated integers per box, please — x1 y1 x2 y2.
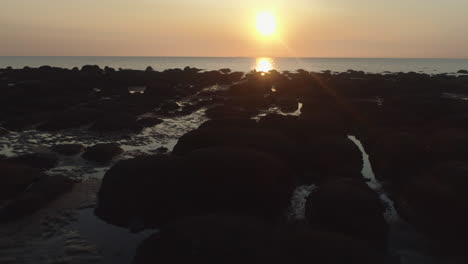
1 0 468 58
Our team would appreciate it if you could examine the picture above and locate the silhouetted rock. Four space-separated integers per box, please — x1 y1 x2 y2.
134 215 383 264
458 70 468 74
5 153 59 171
0 162 42 200
89 113 141 133
173 127 298 170
37 107 102 131
95 155 180 228
82 143 123 163
158 102 180 114
178 147 295 221
396 161 468 246
51 144 84 156
305 178 388 248
272 226 384 264
205 105 258 119
81 65 103 74
198 118 257 130
297 136 363 183
136 117 164 128
133 215 274 264
0 127 8 136
0 175 74 221
368 131 428 183
96 147 294 228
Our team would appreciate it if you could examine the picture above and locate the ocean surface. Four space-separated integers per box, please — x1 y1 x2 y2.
1 56 468 74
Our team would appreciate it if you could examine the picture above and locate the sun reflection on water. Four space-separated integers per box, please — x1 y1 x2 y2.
255 57 275 73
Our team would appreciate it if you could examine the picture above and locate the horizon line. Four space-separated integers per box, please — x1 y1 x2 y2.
1 55 468 60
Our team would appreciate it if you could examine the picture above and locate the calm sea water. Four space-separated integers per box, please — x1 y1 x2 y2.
1 56 467 74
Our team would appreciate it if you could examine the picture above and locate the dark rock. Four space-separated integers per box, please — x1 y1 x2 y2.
205 105 258 119
51 144 84 156
368 131 428 183
0 162 42 200
136 117 164 128
89 113 141 133
173 127 298 170
0 175 74 221
305 178 388 248
272 226 384 264
178 147 295 221
159 102 180 113
0 127 8 136
297 136 363 183
133 215 274 264
96 147 295 228
396 161 468 245
134 215 383 264
458 70 468 74
37 107 102 131
6 153 59 171
198 118 257 130
82 143 123 163
95 155 180 228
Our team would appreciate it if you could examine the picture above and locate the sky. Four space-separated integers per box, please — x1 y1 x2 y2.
1 0 468 58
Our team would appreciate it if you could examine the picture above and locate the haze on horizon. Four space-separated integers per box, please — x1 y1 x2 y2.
1 0 468 58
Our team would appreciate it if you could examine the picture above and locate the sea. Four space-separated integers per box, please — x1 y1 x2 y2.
1 56 468 74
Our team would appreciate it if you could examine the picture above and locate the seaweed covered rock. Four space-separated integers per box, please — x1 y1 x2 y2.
305 178 388 248
82 143 123 163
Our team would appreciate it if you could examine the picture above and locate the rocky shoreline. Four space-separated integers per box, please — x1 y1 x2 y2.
2 66 468 263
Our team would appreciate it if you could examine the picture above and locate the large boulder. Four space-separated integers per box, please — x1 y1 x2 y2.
0 162 43 200
272 226 384 264
305 178 388 248
173 127 298 170
96 148 295 229
134 215 383 264
133 215 274 264
178 147 295 221
82 143 123 163
368 131 428 183
5 153 59 171
395 161 468 245
95 155 180 229
51 144 84 156
0 175 74 221
297 136 363 183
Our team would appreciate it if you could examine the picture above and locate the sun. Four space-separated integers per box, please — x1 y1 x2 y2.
256 12 277 36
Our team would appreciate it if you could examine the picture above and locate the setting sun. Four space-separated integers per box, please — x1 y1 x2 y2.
255 12 277 36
